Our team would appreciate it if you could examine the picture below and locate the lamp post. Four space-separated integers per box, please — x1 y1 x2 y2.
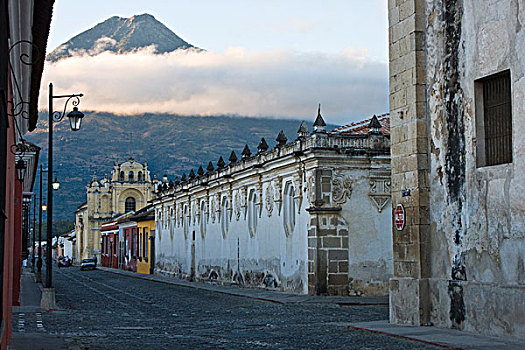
31 185 36 273
42 82 84 309
36 164 54 282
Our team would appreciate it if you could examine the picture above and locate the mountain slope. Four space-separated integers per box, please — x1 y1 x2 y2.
26 113 337 220
47 14 196 62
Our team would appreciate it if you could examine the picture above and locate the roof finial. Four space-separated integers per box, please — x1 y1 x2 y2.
297 121 309 138
313 103 326 132
368 115 382 135
206 161 214 173
276 130 287 147
257 138 269 153
229 151 238 164
242 144 252 158
197 165 204 176
217 156 226 168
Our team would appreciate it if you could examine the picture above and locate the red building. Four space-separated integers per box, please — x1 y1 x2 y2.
101 220 119 269
1 1 54 347
117 217 139 273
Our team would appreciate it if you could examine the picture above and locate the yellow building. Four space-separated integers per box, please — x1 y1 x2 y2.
74 158 159 261
130 205 155 274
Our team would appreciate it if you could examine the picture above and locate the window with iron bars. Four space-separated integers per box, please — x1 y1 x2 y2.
476 70 512 167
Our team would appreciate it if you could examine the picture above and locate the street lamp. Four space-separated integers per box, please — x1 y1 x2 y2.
42 82 84 309
15 158 27 182
52 177 60 190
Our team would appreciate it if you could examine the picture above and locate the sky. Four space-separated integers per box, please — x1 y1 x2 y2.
43 0 389 125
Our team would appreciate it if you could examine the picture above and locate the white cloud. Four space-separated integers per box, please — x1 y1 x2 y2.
40 47 388 125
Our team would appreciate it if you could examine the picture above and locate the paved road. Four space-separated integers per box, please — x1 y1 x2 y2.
18 267 438 349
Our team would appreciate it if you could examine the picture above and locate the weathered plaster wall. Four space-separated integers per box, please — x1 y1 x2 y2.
389 0 525 340
155 169 310 294
426 0 525 338
154 130 392 295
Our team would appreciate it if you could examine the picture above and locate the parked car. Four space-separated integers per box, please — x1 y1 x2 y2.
80 258 96 271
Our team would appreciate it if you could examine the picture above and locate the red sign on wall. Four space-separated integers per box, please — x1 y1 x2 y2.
394 204 405 231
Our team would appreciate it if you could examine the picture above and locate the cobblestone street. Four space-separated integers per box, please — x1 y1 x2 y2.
13 267 438 349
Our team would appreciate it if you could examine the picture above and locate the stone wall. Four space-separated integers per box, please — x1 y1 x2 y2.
388 0 431 326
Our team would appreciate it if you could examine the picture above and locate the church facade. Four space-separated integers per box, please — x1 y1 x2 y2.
74 158 158 261
153 112 393 296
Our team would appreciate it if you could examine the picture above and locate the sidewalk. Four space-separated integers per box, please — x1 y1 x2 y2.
9 267 79 350
346 321 524 350
100 267 525 350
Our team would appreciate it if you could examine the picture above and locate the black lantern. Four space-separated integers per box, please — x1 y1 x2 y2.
15 158 27 182
67 107 84 131
52 177 60 190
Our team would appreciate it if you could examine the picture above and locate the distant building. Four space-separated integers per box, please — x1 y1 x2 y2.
100 219 120 269
74 158 159 261
153 110 393 296
130 205 155 274
388 0 524 340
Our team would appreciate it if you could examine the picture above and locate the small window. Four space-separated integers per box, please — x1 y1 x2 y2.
119 171 125 182
128 171 134 182
137 171 143 182
283 182 295 236
476 70 512 167
125 197 136 212
248 190 258 237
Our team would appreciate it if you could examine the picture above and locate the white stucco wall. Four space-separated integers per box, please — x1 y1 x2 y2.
154 125 392 295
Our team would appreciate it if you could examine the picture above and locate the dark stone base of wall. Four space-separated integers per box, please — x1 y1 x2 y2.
390 277 525 341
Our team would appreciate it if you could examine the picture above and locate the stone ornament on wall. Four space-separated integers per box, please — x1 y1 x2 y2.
307 175 315 206
293 176 303 214
332 176 353 204
191 200 197 225
170 206 175 241
275 177 283 215
265 183 274 217
217 193 223 223
368 178 391 212
210 196 216 223
177 204 182 227
201 200 208 223
234 190 242 221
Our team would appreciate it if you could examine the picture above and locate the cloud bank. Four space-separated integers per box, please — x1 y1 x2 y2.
41 46 388 125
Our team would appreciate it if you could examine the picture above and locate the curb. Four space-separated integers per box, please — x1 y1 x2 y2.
345 325 464 350
96 267 388 306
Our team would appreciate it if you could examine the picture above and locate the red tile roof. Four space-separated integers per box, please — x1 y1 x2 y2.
76 201 87 209
330 113 390 135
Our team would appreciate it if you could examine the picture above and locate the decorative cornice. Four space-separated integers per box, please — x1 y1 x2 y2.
157 131 389 200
